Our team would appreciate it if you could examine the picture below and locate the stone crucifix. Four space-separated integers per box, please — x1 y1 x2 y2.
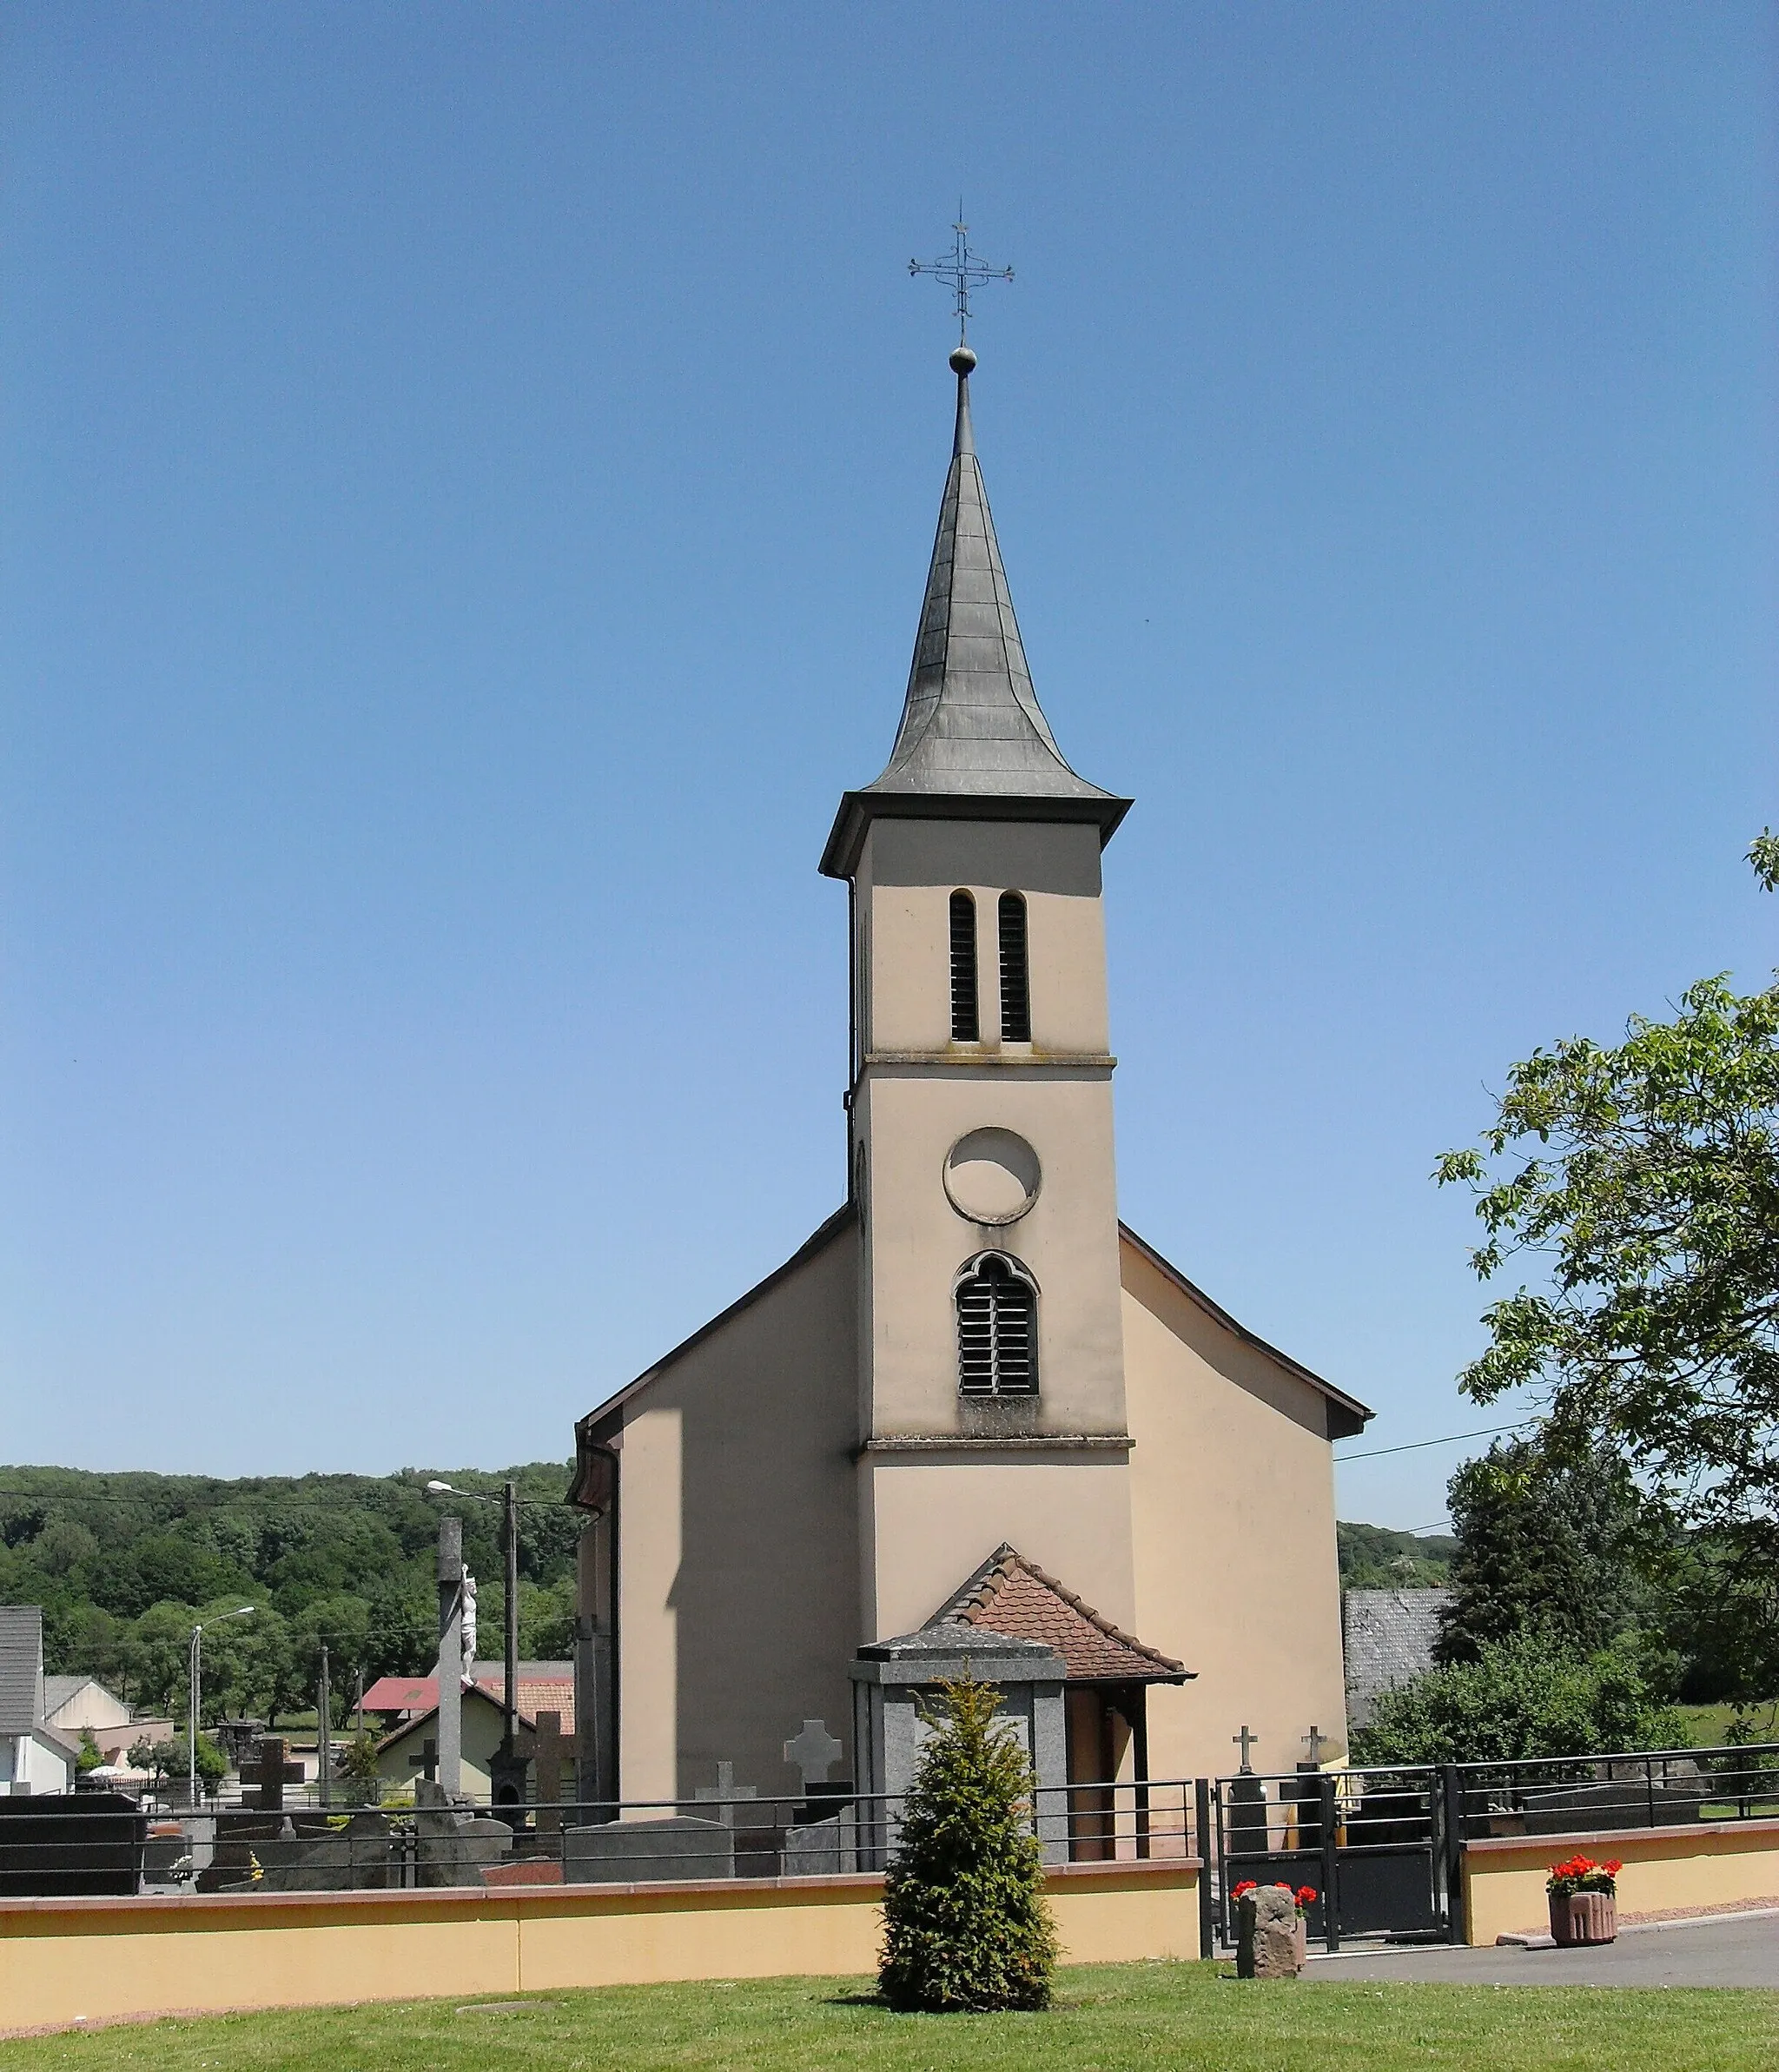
1232 1724 1260 1774
1302 1724 1330 1766
783 1719 843 1792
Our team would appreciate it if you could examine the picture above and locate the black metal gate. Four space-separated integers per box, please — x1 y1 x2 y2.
1210 1765 1465 1949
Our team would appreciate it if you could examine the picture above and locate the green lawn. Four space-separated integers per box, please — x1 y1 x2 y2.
3 1963 1775 2071
1677 1701 1779 1748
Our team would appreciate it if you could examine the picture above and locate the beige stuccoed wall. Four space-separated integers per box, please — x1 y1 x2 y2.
0 1863 1200 2032
856 1069 1127 1440
611 1225 861 1806
1463 1822 1779 1944
850 815 1134 1646
1121 1238 1349 1784
864 1456 1137 1640
858 819 1110 1057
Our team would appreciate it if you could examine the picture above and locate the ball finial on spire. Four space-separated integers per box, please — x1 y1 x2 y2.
949 343 977 375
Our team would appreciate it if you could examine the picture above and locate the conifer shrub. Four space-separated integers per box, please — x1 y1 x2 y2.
878 1672 1059 2013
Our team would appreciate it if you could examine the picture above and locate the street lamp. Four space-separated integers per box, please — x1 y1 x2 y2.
188 1606 254 1810
425 1481 521 1786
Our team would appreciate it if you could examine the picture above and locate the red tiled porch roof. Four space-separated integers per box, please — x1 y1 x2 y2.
932 1544 1191 1685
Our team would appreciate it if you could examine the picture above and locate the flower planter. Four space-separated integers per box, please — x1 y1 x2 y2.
1549 1888 1617 1946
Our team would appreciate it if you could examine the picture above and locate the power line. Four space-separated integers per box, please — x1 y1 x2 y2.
1335 1420 1531 1462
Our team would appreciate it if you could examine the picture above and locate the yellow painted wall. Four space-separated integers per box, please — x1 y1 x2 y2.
608 1223 863 1807
1121 1238 1350 1783
0 1863 1200 2034
1462 1821 1779 1944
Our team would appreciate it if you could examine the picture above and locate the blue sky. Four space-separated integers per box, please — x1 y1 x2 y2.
3 4 1773 1530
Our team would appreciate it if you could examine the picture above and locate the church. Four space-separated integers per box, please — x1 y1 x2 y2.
568 342 1371 1814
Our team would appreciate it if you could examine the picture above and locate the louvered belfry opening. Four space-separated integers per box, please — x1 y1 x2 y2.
956 1254 1038 1397
949 889 980 1042
999 891 1031 1042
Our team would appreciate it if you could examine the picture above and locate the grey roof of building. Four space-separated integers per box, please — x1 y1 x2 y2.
820 363 1130 878
42 1675 93 1714
1342 1587 1452 1730
0 1605 45 1736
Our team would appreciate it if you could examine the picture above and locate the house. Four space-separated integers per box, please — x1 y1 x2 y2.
372 1685 549 1801
0 1607 80 1796
41 1675 142 1763
567 344 1372 1812
360 1662 574 1729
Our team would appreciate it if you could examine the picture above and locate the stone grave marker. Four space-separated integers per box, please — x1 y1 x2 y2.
533 1710 570 1835
693 1760 757 1829
241 1736 303 1813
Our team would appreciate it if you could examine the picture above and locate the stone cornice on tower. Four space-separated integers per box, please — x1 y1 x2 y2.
819 354 1131 881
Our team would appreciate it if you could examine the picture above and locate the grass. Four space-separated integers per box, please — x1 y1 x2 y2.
3 1963 1775 2071
1677 1701 1779 1748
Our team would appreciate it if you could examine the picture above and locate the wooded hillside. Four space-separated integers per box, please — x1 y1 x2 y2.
0 1462 579 1723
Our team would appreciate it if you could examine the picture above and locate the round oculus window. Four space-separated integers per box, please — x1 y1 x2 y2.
942 1129 1042 1226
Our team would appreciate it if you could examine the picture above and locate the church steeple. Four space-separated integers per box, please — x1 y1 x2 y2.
819 350 1129 879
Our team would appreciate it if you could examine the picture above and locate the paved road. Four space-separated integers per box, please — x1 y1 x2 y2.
1306 1913 1779 1989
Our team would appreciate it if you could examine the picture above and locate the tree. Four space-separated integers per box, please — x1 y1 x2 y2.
141 1734 226 1789
121 1602 199 1715
337 1731 385 1808
1437 844 1779 1691
878 1675 1058 2013
1352 1630 1685 1766
1338 1522 1456 1590
75 1728 104 1775
1434 1439 1652 1665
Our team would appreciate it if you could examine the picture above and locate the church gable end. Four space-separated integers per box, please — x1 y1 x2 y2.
1118 1222 1369 1443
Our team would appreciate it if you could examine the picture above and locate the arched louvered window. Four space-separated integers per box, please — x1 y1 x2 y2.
956 1253 1039 1398
949 890 980 1042
999 892 1031 1042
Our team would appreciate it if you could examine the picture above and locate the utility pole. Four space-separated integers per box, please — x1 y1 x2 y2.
317 1645 331 1807
502 1480 519 1762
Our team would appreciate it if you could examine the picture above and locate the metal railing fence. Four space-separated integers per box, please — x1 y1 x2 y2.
0 1777 1201 1900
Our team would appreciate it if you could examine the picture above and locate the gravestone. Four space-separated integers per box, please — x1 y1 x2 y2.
241 1736 302 1813
694 1760 757 1829
563 1815 735 1884
533 1710 569 1835
784 1720 843 1789
0 1793 145 1898
784 1718 853 1826
1226 1728 1269 1853
782 1803 859 1877
410 1781 513 1887
849 1625 1068 1868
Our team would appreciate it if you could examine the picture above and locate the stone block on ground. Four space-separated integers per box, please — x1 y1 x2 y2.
1237 1884 1305 1978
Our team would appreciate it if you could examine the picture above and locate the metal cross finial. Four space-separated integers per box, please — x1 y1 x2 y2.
909 210 1014 342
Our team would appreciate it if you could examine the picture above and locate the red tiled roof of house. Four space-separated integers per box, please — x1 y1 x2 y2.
932 1544 1190 1684
360 1670 574 1725
360 1675 439 1714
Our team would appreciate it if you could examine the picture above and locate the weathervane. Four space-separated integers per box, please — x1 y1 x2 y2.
909 210 1014 345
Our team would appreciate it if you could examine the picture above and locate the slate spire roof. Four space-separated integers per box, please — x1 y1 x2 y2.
930 1543 1190 1685
819 350 1130 878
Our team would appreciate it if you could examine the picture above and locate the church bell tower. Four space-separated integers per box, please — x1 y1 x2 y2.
819 345 1138 1645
